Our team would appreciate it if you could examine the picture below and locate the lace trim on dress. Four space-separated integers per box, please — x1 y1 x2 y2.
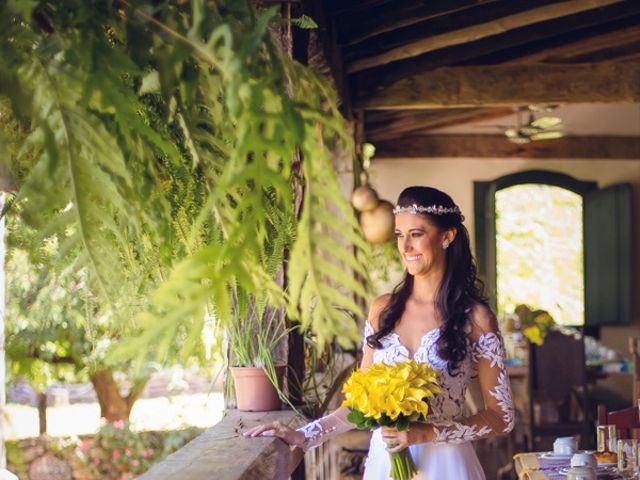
433 421 493 444
471 332 505 369
491 370 516 432
296 419 337 452
472 331 515 432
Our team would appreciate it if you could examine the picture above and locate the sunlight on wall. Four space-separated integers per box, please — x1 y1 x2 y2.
496 184 584 326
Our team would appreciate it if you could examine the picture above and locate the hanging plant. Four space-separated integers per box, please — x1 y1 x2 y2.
0 0 370 364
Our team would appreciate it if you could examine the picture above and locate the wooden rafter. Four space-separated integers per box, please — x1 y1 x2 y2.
346 0 623 73
354 62 640 110
365 108 514 141
373 135 640 159
511 23 640 63
335 0 494 46
462 13 640 64
349 2 640 94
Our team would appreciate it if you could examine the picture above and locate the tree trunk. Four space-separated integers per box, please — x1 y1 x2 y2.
37 391 47 434
90 369 148 422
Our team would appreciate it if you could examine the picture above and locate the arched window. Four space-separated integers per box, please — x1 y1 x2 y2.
474 170 631 327
496 184 583 326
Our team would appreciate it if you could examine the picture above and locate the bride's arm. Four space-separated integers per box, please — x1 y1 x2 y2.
429 304 515 444
244 295 389 450
387 304 515 450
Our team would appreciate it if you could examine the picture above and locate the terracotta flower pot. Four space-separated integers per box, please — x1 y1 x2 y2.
230 365 286 411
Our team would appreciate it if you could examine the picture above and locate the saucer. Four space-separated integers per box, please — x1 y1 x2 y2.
540 452 576 460
558 465 616 477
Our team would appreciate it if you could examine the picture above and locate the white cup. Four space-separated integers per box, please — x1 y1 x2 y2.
566 465 596 480
554 436 578 455
571 452 597 469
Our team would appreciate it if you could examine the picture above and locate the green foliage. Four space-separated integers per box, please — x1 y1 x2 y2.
50 422 202 480
368 240 404 288
5 248 103 388
346 409 417 431
80 420 160 478
228 300 290 368
5 442 27 479
0 0 369 369
291 15 318 29
3 219 200 392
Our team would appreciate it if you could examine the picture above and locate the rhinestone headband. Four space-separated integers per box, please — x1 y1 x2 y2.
393 203 462 217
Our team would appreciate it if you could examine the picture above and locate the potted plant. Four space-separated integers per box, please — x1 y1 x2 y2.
228 299 290 411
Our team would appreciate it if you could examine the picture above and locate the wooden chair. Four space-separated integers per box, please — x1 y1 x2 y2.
528 329 592 451
597 403 640 440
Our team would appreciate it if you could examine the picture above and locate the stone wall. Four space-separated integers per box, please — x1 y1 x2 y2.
7 436 92 480
7 427 202 480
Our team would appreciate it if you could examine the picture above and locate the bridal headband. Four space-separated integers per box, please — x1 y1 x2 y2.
392 203 462 216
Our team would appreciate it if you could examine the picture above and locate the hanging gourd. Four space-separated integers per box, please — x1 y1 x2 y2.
351 173 379 212
351 143 395 244
360 200 395 244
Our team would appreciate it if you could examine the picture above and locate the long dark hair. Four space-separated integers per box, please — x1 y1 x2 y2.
367 186 488 375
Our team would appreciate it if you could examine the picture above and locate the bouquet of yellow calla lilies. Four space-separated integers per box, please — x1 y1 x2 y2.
342 360 441 480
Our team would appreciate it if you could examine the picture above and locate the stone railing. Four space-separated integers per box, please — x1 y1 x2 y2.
138 410 305 480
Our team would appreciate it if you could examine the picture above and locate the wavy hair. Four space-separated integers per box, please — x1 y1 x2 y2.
367 186 488 375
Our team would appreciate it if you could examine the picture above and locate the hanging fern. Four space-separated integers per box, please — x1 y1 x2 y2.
0 0 370 363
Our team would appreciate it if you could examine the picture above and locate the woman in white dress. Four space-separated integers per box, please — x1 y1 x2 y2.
245 186 515 479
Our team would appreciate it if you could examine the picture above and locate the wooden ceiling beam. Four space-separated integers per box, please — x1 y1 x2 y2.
354 62 640 110
350 2 640 96
345 0 623 73
509 24 640 63
365 108 513 141
459 13 640 65
374 135 640 159
335 0 493 46
548 39 640 63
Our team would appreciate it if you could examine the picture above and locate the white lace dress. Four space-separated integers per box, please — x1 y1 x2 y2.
362 321 515 480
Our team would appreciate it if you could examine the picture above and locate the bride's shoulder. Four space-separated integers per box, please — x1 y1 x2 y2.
367 294 392 331
466 302 499 342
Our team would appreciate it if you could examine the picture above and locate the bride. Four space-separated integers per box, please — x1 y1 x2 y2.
244 186 515 479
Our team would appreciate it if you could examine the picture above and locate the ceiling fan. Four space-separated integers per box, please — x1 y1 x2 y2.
478 105 565 144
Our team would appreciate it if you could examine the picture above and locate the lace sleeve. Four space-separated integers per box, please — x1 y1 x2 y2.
362 320 374 351
432 329 515 444
297 321 375 451
296 407 354 451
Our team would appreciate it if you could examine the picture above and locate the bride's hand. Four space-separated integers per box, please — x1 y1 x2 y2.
243 421 306 446
381 425 423 453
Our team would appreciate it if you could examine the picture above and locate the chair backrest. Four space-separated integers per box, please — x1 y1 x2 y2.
528 329 591 450
529 330 587 407
597 403 640 440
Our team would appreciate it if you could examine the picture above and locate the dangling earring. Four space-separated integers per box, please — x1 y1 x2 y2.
442 240 450 250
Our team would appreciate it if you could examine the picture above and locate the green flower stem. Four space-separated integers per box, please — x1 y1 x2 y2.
389 450 418 480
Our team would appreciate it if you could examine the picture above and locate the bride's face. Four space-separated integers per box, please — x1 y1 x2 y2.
394 213 452 276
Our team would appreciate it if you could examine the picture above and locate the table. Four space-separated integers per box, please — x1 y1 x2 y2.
513 452 624 479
